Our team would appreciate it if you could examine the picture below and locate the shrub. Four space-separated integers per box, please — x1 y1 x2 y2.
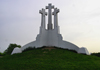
22 47 35 52
0 52 3 56
91 52 100 57
0 52 6 56
4 44 21 55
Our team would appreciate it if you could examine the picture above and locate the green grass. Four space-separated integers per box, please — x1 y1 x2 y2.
0 48 100 70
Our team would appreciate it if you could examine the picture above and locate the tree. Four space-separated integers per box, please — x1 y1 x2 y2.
4 44 21 55
91 52 100 57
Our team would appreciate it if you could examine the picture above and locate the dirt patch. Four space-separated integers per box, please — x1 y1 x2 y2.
43 51 48 53
0 56 3 58
42 47 56 51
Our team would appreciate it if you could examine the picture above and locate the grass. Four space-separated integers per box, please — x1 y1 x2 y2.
0 47 100 70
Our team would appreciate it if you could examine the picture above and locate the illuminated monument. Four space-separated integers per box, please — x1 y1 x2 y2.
11 4 89 55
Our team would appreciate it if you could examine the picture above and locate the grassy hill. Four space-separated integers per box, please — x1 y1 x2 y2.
0 47 100 70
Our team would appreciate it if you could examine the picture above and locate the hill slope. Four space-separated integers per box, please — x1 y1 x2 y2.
0 47 100 70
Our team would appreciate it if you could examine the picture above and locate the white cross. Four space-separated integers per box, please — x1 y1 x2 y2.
46 3 54 10
39 8 47 16
53 8 60 28
53 8 59 15
39 8 47 28
46 3 54 30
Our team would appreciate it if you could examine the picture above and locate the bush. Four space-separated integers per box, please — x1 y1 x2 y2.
22 47 35 52
0 52 6 56
4 44 21 55
91 52 100 57
0 52 3 56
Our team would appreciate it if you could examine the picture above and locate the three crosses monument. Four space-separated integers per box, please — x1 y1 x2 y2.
11 3 89 55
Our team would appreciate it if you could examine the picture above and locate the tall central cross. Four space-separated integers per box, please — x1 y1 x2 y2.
46 3 54 30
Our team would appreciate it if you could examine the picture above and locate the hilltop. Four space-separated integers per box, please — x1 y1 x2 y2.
0 47 100 70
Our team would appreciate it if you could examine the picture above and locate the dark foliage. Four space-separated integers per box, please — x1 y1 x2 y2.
41 46 77 53
91 52 100 57
22 47 35 52
0 52 4 56
4 44 21 55
22 46 77 54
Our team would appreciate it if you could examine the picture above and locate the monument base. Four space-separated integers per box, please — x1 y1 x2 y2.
12 27 90 55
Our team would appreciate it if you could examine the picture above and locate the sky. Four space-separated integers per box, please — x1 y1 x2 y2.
0 0 100 53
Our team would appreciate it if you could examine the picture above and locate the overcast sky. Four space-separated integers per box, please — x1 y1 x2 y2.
0 0 100 53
